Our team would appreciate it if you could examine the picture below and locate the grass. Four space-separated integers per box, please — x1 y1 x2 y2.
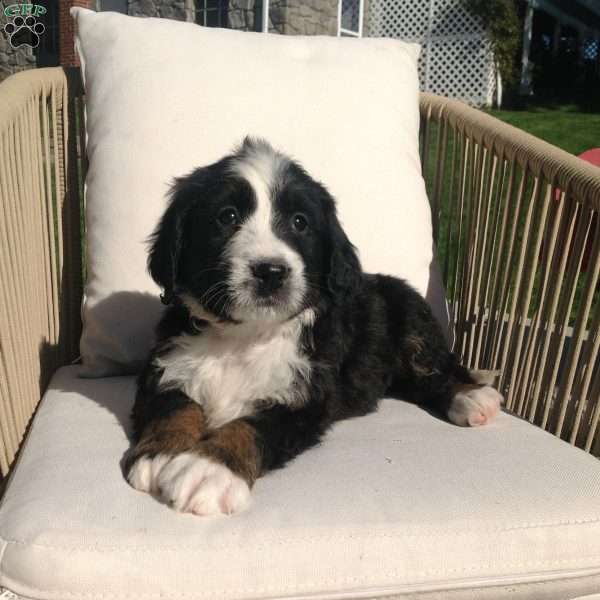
487 104 600 157
485 103 599 328
422 112 598 331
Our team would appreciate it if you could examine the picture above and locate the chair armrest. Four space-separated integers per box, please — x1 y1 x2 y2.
0 67 85 478
419 92 600 455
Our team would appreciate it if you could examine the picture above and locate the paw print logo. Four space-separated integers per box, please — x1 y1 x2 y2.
3 15 45 49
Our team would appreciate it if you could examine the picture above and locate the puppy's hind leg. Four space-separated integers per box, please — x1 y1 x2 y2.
446 365 503 427
378 274 502 427
402 354 503 427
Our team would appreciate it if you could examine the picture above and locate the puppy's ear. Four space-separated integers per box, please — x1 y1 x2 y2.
148 176 196 304
326 207 362 301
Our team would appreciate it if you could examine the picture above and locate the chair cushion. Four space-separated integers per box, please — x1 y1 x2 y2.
71 8 435 376
1 367 600 599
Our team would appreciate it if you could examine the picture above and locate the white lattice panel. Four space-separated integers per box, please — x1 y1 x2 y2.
366 0 496 106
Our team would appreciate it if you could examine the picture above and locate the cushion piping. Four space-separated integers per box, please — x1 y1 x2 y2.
3 564 600 600
2 515 600 551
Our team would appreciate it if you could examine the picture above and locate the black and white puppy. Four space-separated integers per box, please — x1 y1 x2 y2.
125 138 502 516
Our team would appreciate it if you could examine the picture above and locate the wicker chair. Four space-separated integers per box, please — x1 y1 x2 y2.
1 69 600 598
1 67 598 486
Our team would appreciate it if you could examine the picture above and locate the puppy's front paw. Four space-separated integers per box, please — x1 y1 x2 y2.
448 385 502 427
155 452 251 516
127 452 250 516
127 453 172 493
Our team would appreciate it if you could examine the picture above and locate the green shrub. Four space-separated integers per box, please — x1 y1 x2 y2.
464 0 521 85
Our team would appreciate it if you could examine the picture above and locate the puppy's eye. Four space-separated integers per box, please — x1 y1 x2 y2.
218 207 239 226
292 213 308 233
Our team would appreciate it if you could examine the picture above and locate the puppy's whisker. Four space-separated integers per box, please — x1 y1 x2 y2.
200 280 227 295
196 282 221 303
199 282 229 305
222 296 236 316
214 290 230 309
202 287 227 306
205 290 229 313
210 284 235 312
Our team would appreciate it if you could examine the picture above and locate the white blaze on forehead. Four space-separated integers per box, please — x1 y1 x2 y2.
229 140 288 240
226 140 306 320
231 140 288 201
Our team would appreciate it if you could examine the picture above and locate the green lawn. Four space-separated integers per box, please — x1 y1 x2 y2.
487 105 600 156
423 107 598 329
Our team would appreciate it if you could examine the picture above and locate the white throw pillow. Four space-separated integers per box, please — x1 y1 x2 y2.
72 8 434 376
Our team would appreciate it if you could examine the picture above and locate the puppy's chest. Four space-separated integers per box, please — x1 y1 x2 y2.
156 326 310 428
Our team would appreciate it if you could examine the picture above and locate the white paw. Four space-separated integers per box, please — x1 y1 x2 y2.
155 453 250 516
127 453 172 493
448 385 503 427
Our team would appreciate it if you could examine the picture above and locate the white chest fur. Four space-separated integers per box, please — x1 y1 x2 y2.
155 313 313 428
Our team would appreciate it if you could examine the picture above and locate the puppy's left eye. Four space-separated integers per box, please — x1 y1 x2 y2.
218 207 239 226
292 213 308 233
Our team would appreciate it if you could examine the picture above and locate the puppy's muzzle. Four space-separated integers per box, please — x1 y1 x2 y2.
251 260 290 296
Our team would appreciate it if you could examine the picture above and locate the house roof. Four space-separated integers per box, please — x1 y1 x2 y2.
570 0 600 20
531 0 600 33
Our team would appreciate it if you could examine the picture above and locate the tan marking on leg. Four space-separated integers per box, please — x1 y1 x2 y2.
126 404 208 471
200 420 261 488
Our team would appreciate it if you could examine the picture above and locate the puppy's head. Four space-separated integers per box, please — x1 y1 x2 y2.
149 137 361 324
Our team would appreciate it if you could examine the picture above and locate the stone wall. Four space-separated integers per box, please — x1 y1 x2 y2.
227 0 255 31
128 0 189 20
0 0 37 80
226 0 337 35
0 32 34 81
0 0 343 78
282 0 337 36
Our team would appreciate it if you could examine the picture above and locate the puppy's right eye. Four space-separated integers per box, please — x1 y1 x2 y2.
218 207 239 226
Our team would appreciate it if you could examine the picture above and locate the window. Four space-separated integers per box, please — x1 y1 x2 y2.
196 0 228 27
338 0 363 37
96 0 128 13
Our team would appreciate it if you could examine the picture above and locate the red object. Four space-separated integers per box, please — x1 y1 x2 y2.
554 149 600 200
579 148 600 167
547 149 598 272
577 150 599 272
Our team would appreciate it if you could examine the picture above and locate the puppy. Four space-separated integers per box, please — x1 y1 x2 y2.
124 138 502 516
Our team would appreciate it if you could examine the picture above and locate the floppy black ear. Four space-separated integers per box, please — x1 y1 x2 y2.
148 177 196 304
326 208 362 301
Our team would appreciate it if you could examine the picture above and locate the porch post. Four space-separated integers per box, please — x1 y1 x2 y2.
262 0 270 32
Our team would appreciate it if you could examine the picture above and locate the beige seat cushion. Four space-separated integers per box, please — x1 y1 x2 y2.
1 366 600 599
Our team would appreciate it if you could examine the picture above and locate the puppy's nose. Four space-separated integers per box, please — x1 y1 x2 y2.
251 261 290 291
